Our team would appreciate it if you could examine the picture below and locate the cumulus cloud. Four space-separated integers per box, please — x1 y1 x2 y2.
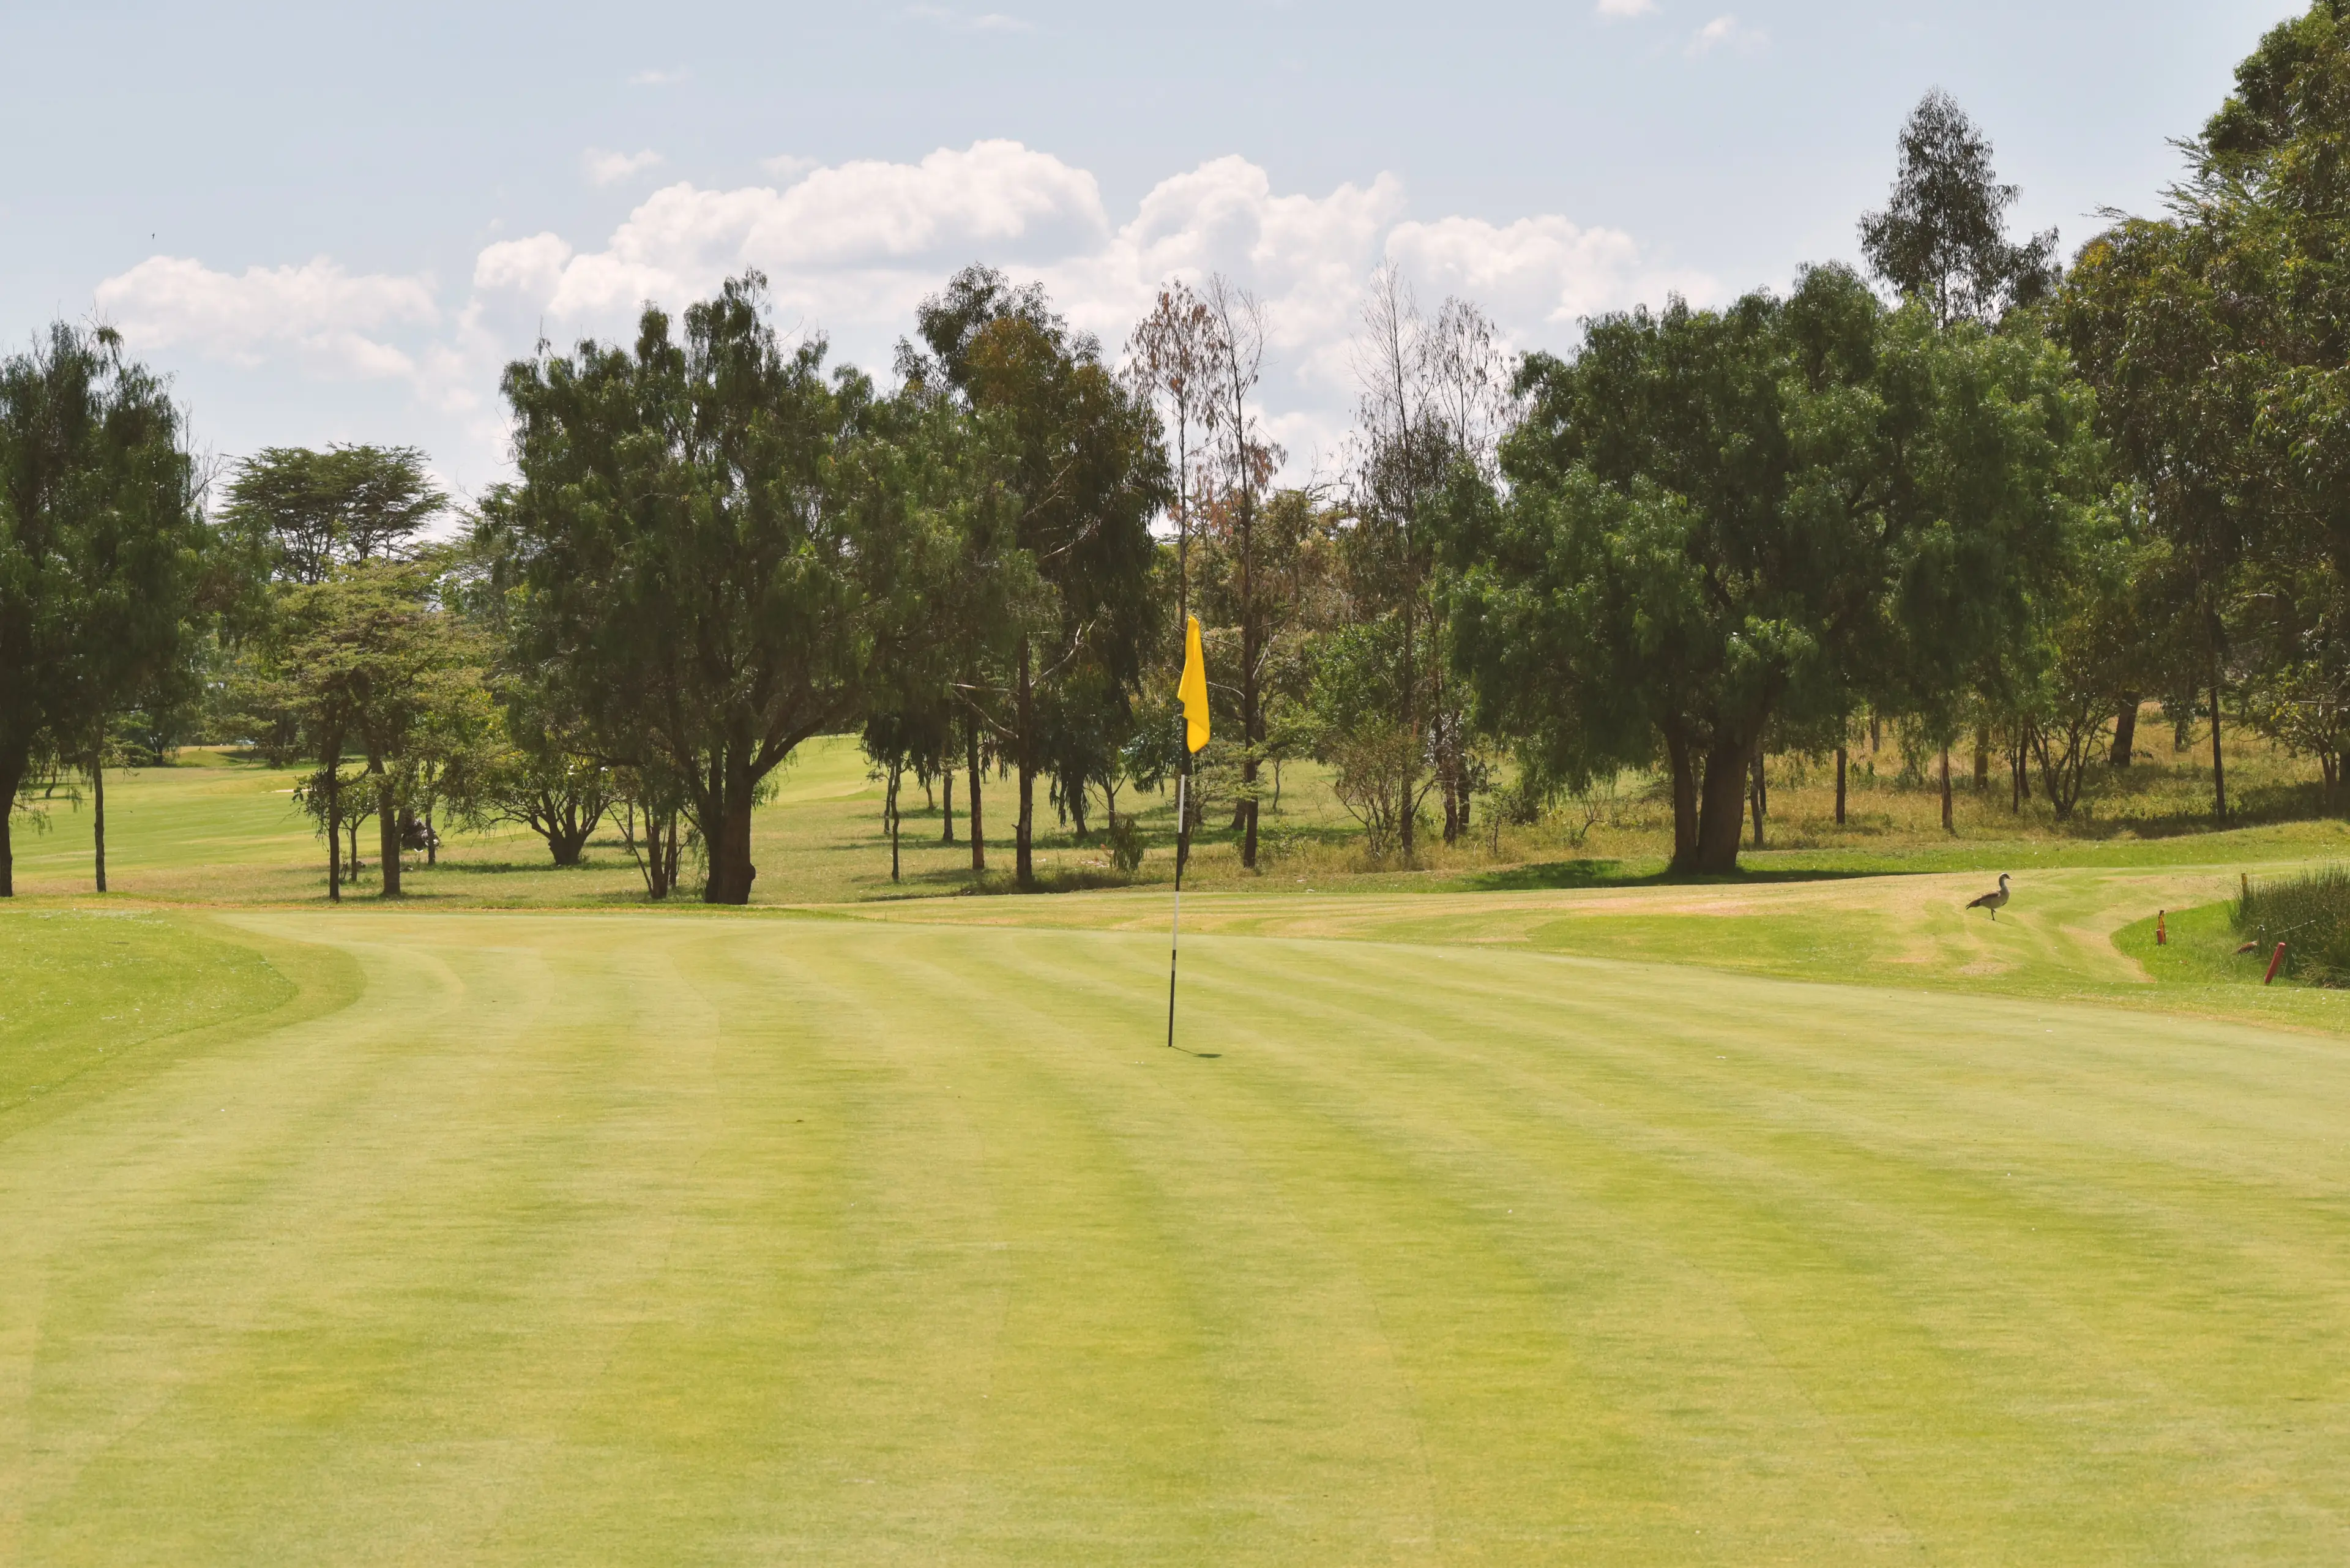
1595 0 1656 17
96 143 1714 483
94 256 439 380
628 67 688 86
584 147 664 185
761 152 819 179
1688 14 1766 53
485 140 1109 329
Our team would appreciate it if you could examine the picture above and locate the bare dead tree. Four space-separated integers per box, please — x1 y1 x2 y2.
1200 274 1283 868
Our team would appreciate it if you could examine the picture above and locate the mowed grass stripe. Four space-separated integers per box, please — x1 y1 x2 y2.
7 911 2350 1561
1199 937 2350 1558
737 922 1441 1561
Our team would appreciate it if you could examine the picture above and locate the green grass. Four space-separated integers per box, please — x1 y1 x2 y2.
3 895 2350 1559
12 730 2350 1559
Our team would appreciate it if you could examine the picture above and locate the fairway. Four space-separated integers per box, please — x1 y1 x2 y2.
8 903 2350 1562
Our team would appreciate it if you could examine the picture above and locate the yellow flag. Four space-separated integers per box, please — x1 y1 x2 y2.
1177 614 1210 754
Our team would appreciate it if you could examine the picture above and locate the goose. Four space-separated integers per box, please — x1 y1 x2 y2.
1967 873 2012 920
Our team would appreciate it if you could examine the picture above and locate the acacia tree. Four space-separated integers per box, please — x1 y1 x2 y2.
1444 265 2088 873
0 324 204 897
222 444 446 582
500 273 929 903
270 556 455 898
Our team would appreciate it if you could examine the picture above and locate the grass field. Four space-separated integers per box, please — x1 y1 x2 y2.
9 737 2350 1561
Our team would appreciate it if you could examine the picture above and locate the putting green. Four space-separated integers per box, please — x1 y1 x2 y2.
7 904 2350 1562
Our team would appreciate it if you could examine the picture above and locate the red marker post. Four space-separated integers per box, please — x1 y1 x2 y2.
2265 942 2288 985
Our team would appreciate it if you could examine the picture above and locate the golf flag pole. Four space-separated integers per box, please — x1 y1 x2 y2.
1168 614 1210 1051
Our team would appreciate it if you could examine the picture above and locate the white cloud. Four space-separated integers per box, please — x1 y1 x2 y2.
761 152 819 180
584 147 665 186
493 141 1108 326
93 256 439 380
1386 214 1707 327
628 67 688 86
1688 13 1766 53
1595 0 1656 17
96 143 1715 484
472 233 573 298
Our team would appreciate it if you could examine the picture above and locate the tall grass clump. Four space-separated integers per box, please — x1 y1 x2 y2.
2234 866 2350 984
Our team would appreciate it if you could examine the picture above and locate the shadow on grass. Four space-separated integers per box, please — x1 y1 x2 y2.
1459 858 1889 893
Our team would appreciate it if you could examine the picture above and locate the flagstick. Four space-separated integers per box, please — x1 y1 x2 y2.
1166 770 1186 1051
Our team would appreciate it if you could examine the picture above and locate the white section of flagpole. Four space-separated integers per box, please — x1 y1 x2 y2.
1165 771 1185 1051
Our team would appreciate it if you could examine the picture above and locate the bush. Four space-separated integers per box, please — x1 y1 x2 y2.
1103 813 1146 878
2234 866 2350 984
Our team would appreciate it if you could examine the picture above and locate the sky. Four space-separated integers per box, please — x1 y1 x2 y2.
0 0 2293 500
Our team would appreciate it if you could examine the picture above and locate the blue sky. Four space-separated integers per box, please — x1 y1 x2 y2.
0 1 2289 495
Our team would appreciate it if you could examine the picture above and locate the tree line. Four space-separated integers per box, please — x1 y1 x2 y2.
6 2 2349 898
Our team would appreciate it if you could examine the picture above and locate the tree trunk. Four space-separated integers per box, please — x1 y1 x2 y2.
1870 712 1881 752
327 768 342 902
704 778 758 905
1939 747 1953 834
1399 584 1417 862
2111 698 2138 768
1693 738 1749 873
1015 638 1035 889
1666 730 1699 873
887 763 901 884
1748 749 1766 848
549 822 591 866
966 723 985 875
378 773 402 897
1972 726 1990 792
941 769 956 844
92 750 107 894
1834 745 1847 825
0 743 26 897
2210 671 2228 826
425 797 438 865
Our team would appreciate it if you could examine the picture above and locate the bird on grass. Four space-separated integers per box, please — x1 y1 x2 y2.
1968 873 2012 920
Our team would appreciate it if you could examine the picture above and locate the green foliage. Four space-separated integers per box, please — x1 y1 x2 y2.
1445 266 2092 874
496 272 946 903
1858 89 2060 324
1102 810 1146 876
0 323 207 894
220 444 446 586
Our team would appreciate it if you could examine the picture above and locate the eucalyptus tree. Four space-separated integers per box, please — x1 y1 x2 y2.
1444 265 2089 873
1196 275 1283 866
2059 0 2350 822
1125 281 1219 629
906 265 1166 887
1860 89 2059 327
1342 277 1520 854
500 272 938 903
0 323 206 896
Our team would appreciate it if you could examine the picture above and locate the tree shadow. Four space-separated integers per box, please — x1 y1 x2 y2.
1461 859 1887 892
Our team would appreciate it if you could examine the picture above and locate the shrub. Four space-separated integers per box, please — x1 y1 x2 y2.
1103 813 1146 878
2234 866 2350 984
